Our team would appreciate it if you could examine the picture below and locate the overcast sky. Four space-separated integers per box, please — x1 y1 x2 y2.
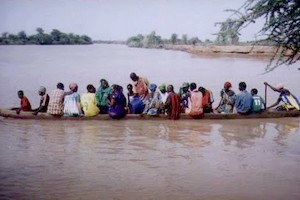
0 0 263 41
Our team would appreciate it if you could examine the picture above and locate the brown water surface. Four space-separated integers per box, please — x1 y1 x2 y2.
0 118 300 200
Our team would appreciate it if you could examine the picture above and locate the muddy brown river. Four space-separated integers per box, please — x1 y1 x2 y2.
0 44 299 199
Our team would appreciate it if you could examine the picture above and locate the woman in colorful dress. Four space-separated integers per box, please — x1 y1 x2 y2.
108 84 127 119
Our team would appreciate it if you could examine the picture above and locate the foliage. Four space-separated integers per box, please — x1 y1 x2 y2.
218 0 300 71
215 18 239 45
126 32 204 48
0 28 93 45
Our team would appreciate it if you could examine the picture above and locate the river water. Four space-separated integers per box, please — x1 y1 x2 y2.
0 44 300 199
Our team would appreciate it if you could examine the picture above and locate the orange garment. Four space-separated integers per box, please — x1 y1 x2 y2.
20 96 32 111
202 90 211 107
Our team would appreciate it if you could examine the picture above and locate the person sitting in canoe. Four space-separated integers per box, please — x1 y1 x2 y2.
251 88 265 113
95 79 112 114
158 84 168 115
130 72 149 102
233 82 253 115
178 82 190 113
32 86 50 115
143 83 162 115
11 90 32 114
108 84 127 119
186 82 204 119
47 82 73 116
198 86 214 113
264 82 300 111
215 81 236 113
164 85 181 120
63 83 82 117
80 84 100 117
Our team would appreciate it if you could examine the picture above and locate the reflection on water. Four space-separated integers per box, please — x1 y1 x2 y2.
0 118 300 200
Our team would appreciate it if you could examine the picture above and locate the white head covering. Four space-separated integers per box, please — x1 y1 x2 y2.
38 86 46 93
276 83 284 90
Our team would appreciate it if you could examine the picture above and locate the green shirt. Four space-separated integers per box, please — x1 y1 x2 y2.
95 86 112 106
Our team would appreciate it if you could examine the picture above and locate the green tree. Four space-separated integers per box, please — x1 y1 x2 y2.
171 33 178 45
219 0 300 71
215 18 239 45
36 27 44 34
182 34 188 45
17 31 27 44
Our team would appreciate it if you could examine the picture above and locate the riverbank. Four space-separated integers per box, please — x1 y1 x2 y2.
163 44 278 57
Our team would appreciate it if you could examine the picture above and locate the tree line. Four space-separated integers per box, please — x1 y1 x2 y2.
0 28 93 45
126 31 208 48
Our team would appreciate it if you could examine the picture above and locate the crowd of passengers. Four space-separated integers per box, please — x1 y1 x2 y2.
11 72 300 120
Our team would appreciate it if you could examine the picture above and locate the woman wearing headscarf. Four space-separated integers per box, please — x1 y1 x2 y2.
143 83 162 115
95 79 112 114
215 81 236 113
63 83 82 117
108 84 127 119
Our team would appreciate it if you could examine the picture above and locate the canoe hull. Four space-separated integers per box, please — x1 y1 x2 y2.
1 109 300 120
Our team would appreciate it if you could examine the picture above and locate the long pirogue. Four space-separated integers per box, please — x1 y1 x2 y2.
0 109 300 120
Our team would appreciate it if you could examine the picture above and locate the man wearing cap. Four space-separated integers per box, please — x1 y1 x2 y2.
264 82 300 111
215 81 236 113
32 86 50 115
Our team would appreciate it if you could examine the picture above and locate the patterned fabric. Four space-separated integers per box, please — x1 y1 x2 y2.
81 93 100 117
133 77 149 99
20 96 31 111
47 89 65 115
95 86 112 106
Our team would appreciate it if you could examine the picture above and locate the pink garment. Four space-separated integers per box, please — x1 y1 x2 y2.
187 89 203 118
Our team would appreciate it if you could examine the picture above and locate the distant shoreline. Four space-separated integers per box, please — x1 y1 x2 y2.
162 44 278 57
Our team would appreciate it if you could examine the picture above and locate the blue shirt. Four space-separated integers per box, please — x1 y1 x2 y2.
234 90 253 114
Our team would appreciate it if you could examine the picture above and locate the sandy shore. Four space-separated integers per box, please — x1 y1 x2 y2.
163 44 278 57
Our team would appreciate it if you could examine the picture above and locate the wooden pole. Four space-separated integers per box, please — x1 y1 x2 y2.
264 84 267 109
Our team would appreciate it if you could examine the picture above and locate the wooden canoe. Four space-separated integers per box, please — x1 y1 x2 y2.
1 108 300 120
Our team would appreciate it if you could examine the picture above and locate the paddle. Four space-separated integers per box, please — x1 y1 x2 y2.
264 83 267 110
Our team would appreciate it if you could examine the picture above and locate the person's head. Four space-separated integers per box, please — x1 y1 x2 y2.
87 84 96 93
130 72 139 81
182 82 189 92
112 84 120 92
38 86 46 96
57 82 64 90
127 84 133 92
276 83 284 92
69 83 78 92
159 84 166 93
17 90 24 99
198 86 206 96
251 88 258 96
239 82 247 91
100 79 109 88
167 85 174 93
149 84 157 92
190 82 197 91
224 81 232 91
